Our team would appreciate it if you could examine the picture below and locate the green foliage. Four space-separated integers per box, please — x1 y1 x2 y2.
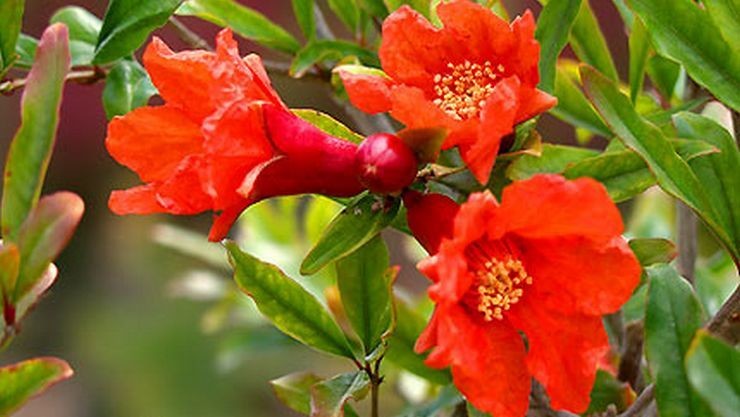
506 144 598 181
293 109 365 144
704 0 740 52
629 238 677 267
13 34 38 69
0 358 73 416
551 62 610 137
628 19 650 103
2 24 70 241
534 0 582 93
271 372 323 415
685 331 740 417
94 0 182 64
0 0 24 74
327 0 362 34
50 6 102 66
291 40 378 77
384 0 432 19
569 0 618 81
310 372 369 417
102 60 157 119
292 0 316 40
177 0 300 54
227 242 355 359
585 370 633 414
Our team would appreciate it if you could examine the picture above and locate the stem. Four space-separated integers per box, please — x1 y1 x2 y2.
707 284 740 344
370 374 379 417
618 385 655 417
1 68 105 95
676 201 697 283
168 17 213 51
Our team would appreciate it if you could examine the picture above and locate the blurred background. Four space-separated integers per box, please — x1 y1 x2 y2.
1 1 717 416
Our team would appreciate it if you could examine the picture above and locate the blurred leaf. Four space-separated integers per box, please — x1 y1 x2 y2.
628 18 650 103
1 24 70 241
581 66 728 254
631 0 740 111
673 112 740 265
94 0 182 64
227 242 355 359
293 109 364 144
644 264 710 417
612 0 634 28
534 0 582 93
384 0 432 19
386 298 451 385
178 0 300 54
586 370 634 414
397 385 461 417
506 144 598 181
569 0 618 81
152 224 229 270
13 34 37 69
336 236 393 355
0 0 23 73
397 127 447 164
14 192 84 302
551 61 610 137
696 251 738 317
301 194 400 275
291 40 378 78
50 6 102 44
629 238 677 267
703 0 740 54
466 402 487 417
0 357 73 416
272 372 323 415
685 330 740 417
0 243 20 306
358 0 389 18
643 97 708 126
102 60 157 119
310 372 369 417
327 0 361 33
646 55 682 100
292 0 316 40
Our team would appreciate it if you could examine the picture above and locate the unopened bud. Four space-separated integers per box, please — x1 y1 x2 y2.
355 133 418 195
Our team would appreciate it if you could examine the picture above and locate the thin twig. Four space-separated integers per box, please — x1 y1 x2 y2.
1 68 105 95
618 385 655 417
707 284 740 344
617 321 644 390
169 16 213 51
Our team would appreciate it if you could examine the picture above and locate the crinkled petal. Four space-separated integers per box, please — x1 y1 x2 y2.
339 70 394 114
516 86 557 123
519 235 641 316
509 297 610 413
436 0 514 63
389 85 455 130
154 155 212 215
243 53 285 106
106 106 203 183
506 10 540 86
501 175 624 242
109 184 166 214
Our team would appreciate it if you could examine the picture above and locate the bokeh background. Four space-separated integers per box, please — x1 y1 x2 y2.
0 1 640 416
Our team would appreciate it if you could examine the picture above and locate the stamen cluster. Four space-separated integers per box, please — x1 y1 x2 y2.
466 245 532 321
432 61 504 120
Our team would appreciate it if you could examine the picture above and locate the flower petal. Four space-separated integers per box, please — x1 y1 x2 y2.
109 184 166 214
389 85 457 133
501 174 624 241
516 86 557 123
154 155 212 215
519 235 641 316
339 70 393 114
403 191 460 254
506 10 540 86
436 0 514 63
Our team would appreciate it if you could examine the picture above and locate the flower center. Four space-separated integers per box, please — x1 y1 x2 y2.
464 243 532 321
432 61 505 121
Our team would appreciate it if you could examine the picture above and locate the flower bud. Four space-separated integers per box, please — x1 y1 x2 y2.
355 133 419 194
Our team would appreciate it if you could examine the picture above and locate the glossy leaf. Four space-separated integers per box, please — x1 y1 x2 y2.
628 18 651 103
685 330 740 417
569 0 618 81
50 6 101 44
1 24 70 241
102 60 157 119
646 55 682 100
291 40 378 78
506 144 597 181
630 0 740 111
177 0 300 54
551 62 610 137
0 243 20 304
644 264 710 417
310 372 369 417
292 0 316 40
14 192 84 302
0 0 23 72
293 109 364 144
94 0 182 64
272 372 323 415
534 0 582 93
704 0 740 53
13 34 38 69
227 242 355 359
327 0 361 33
301 194 400 275
336 236 393 355
674 112 740 265
629 238 677 267
384 0 431 19
0 357 73 416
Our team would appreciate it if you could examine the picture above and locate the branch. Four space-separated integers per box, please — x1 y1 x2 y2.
707 284 740 344
618 385 655 417
1 68 106 95
168 16 213 51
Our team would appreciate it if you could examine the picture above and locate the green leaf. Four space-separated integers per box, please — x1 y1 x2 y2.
385 298 451 385
358 0 389 18
1 24 70 241
102 60 157 119
327 0 361 33
271 372 323 415
292 109 364 144
13 34 38 69
703 0 740 53
551 62 611 137
310 372 370 417
301 194 400 275
580 66 727 251
384 0 432 19
0 357 73 416
0 0 24 73
506 144 598 181
685 330 740 417
94 0 182 64
628 18 651 103
630 0 740 111
336 236 393 355
13 192 84 302
628 238 677 267
291 40 378 78
586 370 634 414
227 242 355 359
0 243 20 304
534 0 582 93
177 0 300 54
50 6 102 44
644 264 710 417
569 0 618 81
646 55 682 100
673 112 740 265
292 0 316 40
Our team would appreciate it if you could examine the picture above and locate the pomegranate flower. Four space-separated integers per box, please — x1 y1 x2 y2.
338 0 556 183
106 30 363 241
404 175 640 417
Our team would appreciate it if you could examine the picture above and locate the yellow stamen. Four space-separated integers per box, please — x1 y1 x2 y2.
465 245 531 321
432 61 505 121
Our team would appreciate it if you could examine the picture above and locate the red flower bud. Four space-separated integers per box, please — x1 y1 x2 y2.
354 133 418 194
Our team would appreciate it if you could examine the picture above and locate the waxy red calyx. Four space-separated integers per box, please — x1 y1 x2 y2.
355 133 419 195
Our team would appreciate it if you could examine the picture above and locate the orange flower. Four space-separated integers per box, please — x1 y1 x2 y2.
339 0 556 183
106 30 363 241
404 175 640 416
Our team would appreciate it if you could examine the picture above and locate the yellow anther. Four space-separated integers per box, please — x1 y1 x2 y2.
432 60 500 121
466 255 532 321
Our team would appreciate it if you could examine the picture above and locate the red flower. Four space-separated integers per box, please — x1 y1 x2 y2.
106 30 363 241
338 0 556 184
404 175 640 416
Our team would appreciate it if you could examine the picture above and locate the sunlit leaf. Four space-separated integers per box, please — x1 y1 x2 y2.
534 0 582 93
272 372 323 415
0 0 23 73
703 0 740 54
0 357 73 416
569 0 618 81
293 109 364 144
551 61 610 137
292 0 316 40
310 372 369 417
685 330 740 417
